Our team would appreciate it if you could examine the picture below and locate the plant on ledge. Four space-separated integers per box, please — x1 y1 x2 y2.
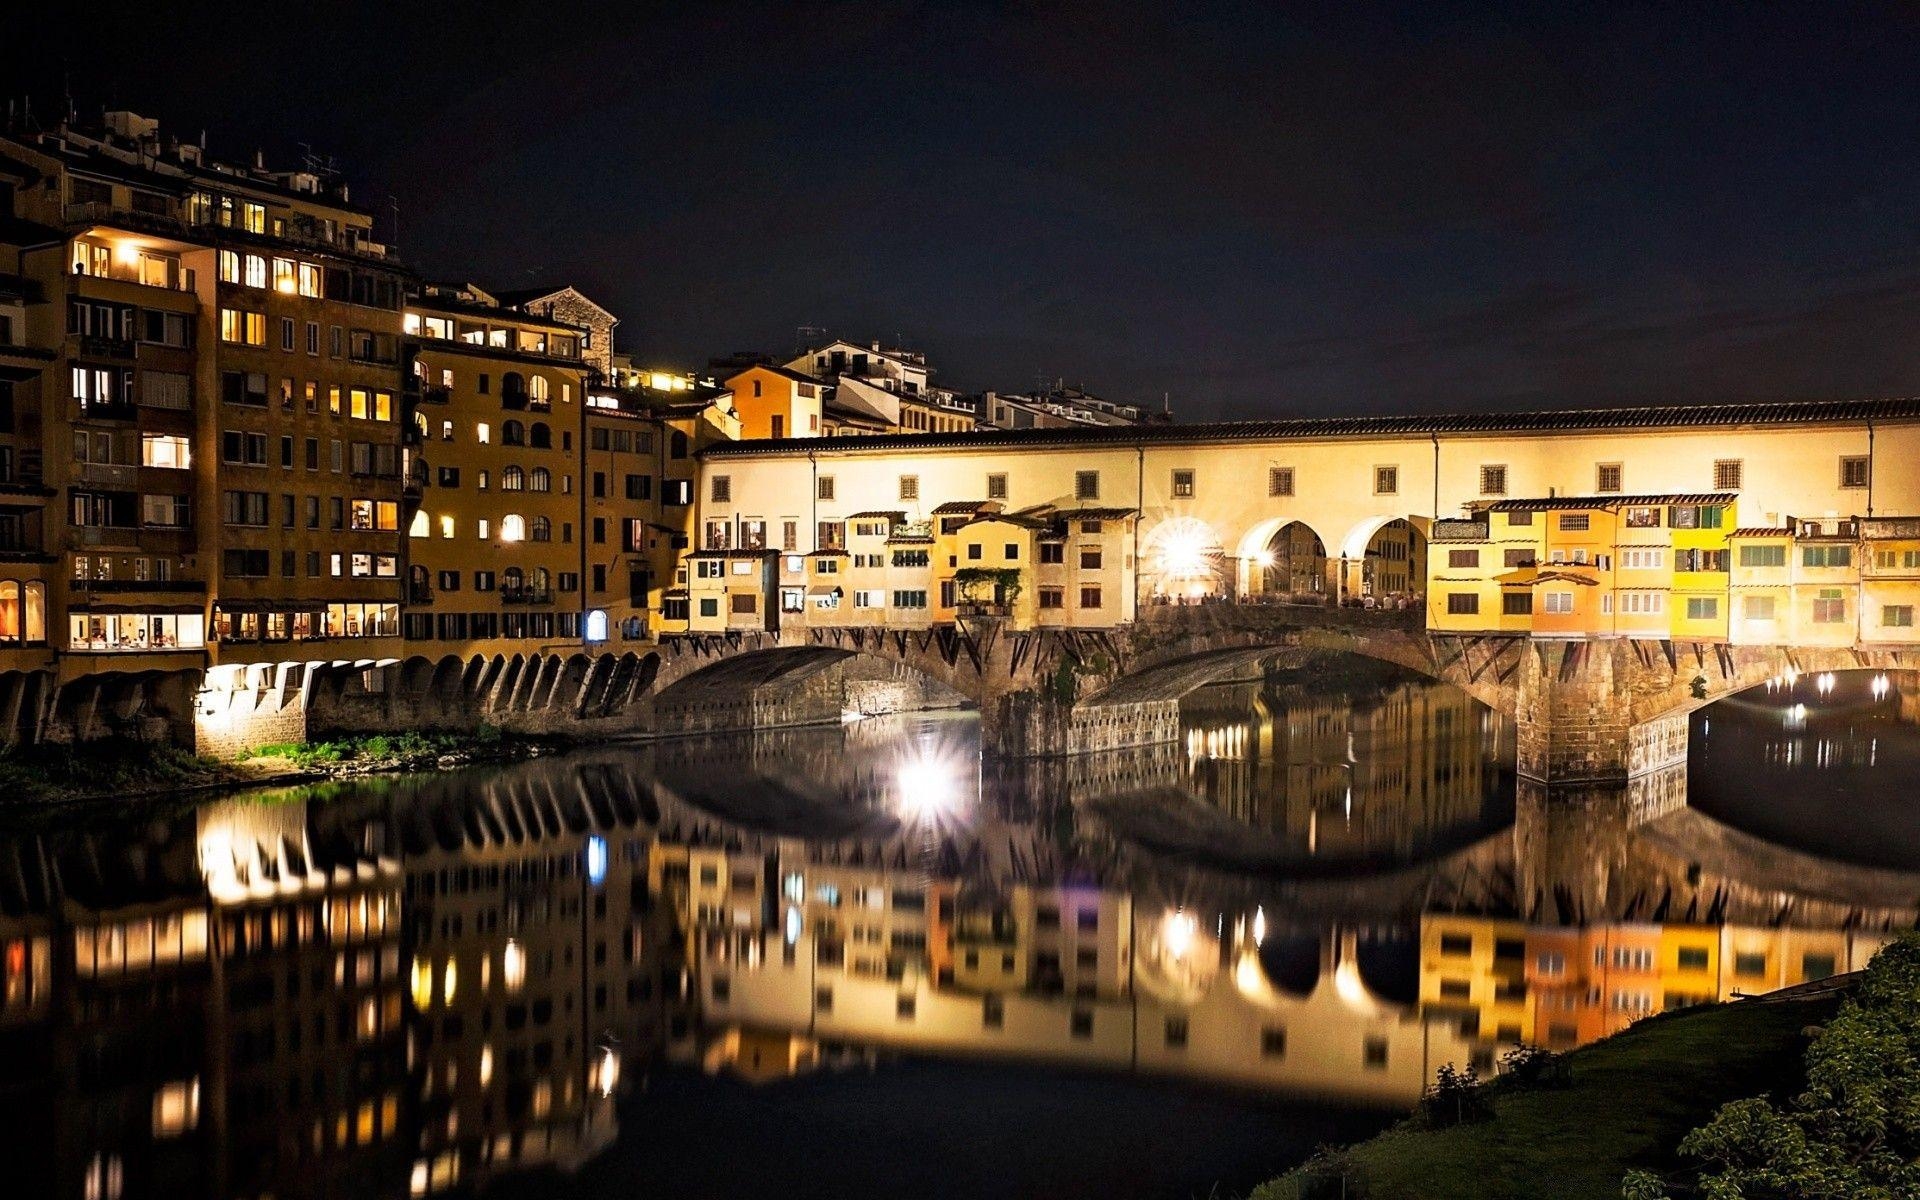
953 567 1023 613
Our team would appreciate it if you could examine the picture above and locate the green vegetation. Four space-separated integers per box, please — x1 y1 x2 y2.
1253 995 1840 1200
953 567 1024 606
0 737 241 804
243 724 510 771
1625 933 1920 1199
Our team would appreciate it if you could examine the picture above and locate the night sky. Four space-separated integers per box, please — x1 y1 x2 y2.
14 3 1920 419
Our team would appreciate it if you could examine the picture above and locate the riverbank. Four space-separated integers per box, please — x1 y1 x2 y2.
1250 992 1840 1200
0 728 563 806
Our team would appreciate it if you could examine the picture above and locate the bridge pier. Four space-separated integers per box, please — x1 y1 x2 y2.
1514 641 1694 784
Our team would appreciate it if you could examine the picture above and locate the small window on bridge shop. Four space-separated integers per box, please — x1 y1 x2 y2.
1624 506 1661 528
1504 549 1536 567
1039 587 1065 609
1447 549 1480 569
893 591 928 608
1268 466 1295 497
1075 471 1100 500
1685 597 1719 621
1079 586 1103 609
1595 463 1624 493
1505 510 1534 526
1885 604 1916 628
987 473 1008 500
1479 465 1507 495
1812 590 1848 623
1171 469 1195 498
1502 592 1532 616
1261 1027 1288 1058
69 611 205 651
1445 594 1479 616
1557 513 1590 531
1742 595 1777 622
1040 543 1064 564
1802 544 1852 568
1670 504 1724 530
1713 459 1744 490
1373 465 1398 495
1542 592 1575 615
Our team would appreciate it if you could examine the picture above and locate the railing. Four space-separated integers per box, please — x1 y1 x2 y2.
77 463 139 487
1862 517 1920 539
499 586 553 606
65 202 189 238
76 335 138 361
70 578 206 594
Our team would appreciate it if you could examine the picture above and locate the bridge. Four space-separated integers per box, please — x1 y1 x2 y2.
246 602 1918 786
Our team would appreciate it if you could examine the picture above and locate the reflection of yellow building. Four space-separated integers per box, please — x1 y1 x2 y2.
1419 913 1897 1051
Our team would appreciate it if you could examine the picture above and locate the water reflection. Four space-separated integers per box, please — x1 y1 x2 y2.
0 663 1915 1199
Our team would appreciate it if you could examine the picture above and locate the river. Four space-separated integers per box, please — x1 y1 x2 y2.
2 656 1914 1199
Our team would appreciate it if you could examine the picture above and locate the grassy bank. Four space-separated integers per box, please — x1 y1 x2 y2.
0 727 555 805
1253 995 1838 1200
0 737 248 804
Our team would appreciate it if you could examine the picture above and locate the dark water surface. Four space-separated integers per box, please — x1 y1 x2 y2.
2 658 1914 1200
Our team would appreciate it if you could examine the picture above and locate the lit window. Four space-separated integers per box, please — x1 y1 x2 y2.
151 1078 200 1137
500 515 525 542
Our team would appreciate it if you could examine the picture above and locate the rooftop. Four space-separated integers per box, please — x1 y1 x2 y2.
702 398 1920 458
1484 493 1737 511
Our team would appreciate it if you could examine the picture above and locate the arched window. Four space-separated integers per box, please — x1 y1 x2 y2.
529 375 549 404
531 567 550 595
0 581 18 643
502 420 525 446
670 430 689 458
503 567 525 592
502 371 526 406
530 467 551 493
531 516 551 542
502 465 525 491
24 582 44 643
408 509 430 537
529 422 551 449
585 609 608 642
500 515 526 542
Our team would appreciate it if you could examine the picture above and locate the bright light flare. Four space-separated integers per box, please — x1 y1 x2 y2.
1164 909 1198 960
1871 673 1891 700
893 742 967 823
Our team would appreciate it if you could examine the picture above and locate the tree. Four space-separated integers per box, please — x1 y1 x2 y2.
1623 932 1920 1199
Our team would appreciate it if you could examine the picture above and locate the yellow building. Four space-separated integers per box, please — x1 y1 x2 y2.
1427 495 1737 641
405 284 592 655
723 365 824 440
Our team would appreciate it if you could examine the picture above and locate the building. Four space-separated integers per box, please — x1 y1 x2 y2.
404 283 593 654
492 286 618 379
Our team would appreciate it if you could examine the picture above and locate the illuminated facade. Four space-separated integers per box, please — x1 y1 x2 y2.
404 285 592 653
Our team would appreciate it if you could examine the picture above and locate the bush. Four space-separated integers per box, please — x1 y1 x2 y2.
1501 1044 1572 1089
1421 1062 1493 1129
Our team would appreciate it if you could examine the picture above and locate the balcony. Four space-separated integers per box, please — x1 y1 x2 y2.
1862 517 1920 540
408 584 433 604
74 401 139 423
64 202 189 239
75 335 138 361
499 586 553 606
422 384 451 406
77 463 139 488
69 578 207 595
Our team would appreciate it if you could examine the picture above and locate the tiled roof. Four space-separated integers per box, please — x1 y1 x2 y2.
1729 527 1794 538
701 398 1920 458
932 500 995 514
1485 493 1736 511
1054 506 1139 521
847 510 906 520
